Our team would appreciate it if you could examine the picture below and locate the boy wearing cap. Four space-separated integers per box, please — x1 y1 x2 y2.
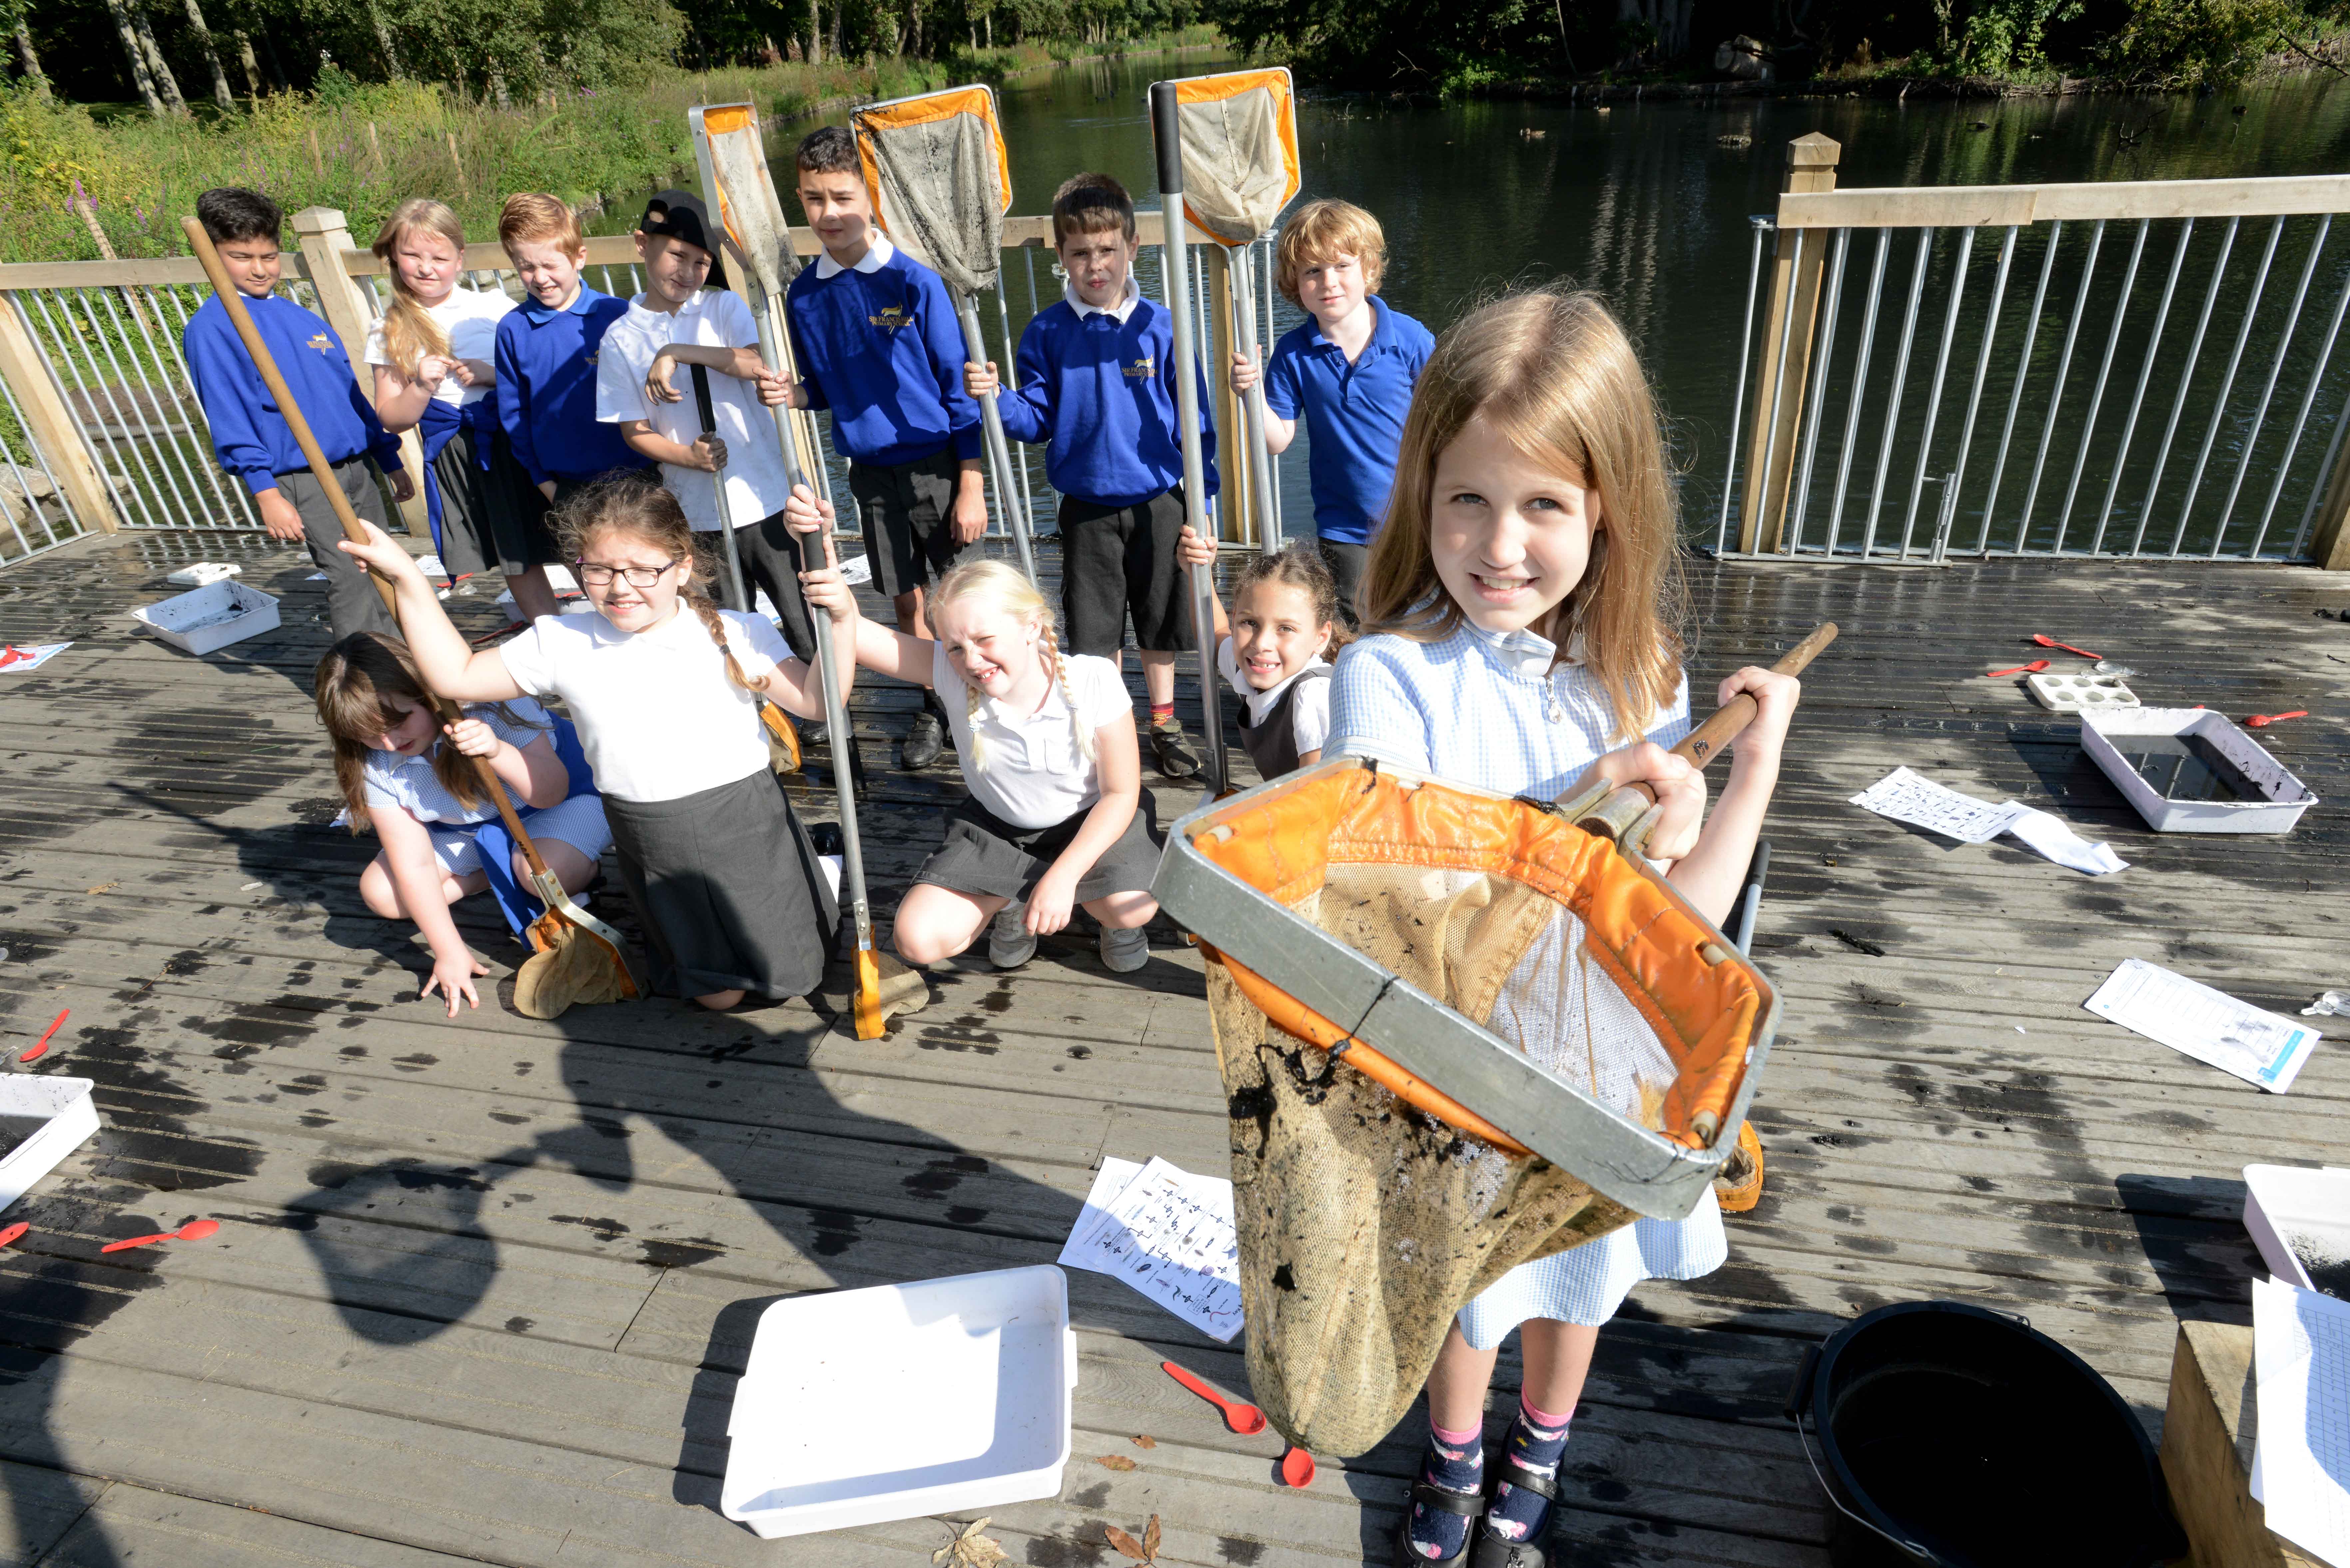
781 124 985 771
595 190 818 665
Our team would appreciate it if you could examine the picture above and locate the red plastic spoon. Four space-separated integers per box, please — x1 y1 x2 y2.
2247 711 2309 728
100 1217 220 1254
1986 661 2051 678
18 1008 66 1064
1162 1360 1268 1435
2030 635 2104 660
0 1224 28 1249
1281 1447 1316 1487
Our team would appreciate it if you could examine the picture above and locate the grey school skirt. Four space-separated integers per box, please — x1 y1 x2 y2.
915 791 1165 905
602 768 839 1000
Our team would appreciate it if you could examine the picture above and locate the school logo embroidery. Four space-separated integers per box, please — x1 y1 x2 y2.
868 305 909 331
1122 355 1156 379
306 333 333 354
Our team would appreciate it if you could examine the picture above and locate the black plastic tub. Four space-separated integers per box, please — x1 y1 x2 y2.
1785 1301 2186 1568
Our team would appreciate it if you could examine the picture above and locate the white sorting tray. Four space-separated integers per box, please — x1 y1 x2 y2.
0 1076 97 1213
2244 1164 2350 1297
2028 669 2139 713
2081 706 2317 834
720 1265 1076 1540
132 579 281 656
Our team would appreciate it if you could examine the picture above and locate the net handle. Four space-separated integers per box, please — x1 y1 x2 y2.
1203 944 1533 1156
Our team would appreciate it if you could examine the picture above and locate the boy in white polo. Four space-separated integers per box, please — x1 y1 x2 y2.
595 191 820 671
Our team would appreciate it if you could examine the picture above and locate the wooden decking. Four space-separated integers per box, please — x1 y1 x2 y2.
0 526 2345 1567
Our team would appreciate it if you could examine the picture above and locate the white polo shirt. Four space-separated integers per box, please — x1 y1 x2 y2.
594 289 794 533
933 642 1130 829
499 605 792 803
363 285 513 407
1218 638 1331 754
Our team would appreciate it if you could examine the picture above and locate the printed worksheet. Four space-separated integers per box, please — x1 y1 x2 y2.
1850 768 2028 844
2085 958 2321 1092
0 643 69 674
1059 1156 1244 1342
2254 1276 2350 1565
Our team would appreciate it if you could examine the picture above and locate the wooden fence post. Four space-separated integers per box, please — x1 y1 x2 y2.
1204 242 1250 544
0 294 120 533
2311 430 2350 570
1739 132 1840 553
292 206 434 542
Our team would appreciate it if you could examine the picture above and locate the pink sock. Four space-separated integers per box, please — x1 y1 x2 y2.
1431 1419 1482 1449
1519 1397 1573 1430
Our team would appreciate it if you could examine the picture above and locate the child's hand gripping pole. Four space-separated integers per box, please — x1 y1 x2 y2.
181 215 638 1009
951 294 1039 584
687 364 753 614
1150 79 1233 797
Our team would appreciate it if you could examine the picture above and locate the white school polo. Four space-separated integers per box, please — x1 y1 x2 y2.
361 697 554 823
1217 637 1331 755
499 605 791 803
363 284 513 407
932 642 1130 830
594 290 794 533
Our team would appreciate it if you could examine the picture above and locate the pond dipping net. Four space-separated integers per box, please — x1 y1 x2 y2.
1186 766 1768 1455
1169 69 1300 247
852 87 1011 299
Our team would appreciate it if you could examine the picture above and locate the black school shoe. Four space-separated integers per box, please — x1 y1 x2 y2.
1150 716 1203 779
902 709 946 771
1391 1481 1486 1568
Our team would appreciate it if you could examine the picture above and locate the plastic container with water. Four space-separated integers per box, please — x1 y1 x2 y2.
1788 1301 2184 1568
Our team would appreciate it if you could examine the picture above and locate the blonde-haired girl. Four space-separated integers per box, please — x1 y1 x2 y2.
786 489 1161 973
1331 288 1802 1567
340 479 858 1012
364 199 558 621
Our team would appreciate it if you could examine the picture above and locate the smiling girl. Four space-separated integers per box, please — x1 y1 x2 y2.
340 479 858 1012
1331 289 1800 1568
315 634 609 1017
366 200 559 621
1175 530 1345 778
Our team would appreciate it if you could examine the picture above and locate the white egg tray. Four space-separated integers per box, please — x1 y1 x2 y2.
2028 669 2138 713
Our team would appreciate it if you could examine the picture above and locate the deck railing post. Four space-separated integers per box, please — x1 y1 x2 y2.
1740 132 1841 552
2311 416 2350 570
0 292 118 533
291 206 434 542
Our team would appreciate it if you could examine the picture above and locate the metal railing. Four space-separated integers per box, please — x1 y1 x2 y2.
1718 160 2350 566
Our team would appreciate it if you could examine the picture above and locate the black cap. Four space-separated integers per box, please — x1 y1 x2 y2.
639 190 727 288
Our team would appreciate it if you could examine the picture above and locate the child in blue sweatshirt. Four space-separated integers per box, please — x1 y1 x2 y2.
493 193 653 522
184 187 412 641
966 173 1218 780
784 125 986 771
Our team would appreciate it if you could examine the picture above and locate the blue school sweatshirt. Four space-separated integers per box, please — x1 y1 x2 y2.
785 238 983 469
184 292 401 493
996 290 1218 510
494 284 652 487
1263 297 1435 546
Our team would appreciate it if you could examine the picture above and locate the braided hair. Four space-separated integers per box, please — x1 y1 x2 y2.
929 559 1095 775
553 477 770 694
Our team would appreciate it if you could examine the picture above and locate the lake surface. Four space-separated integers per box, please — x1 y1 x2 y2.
811 55 2350 545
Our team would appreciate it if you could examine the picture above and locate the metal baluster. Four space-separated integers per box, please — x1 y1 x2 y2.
1862 229 1934 559
2210 216 2320 556
0 355 80 546
1715 218 1770 552
0 400 46 554
2016 220 2104 550
144 283 257 525
1899 227 1973 559
1826 228 1890 556
1787 227 1851 555
96 287 212 526
30 290 166 528
1945 225 2018 557
1979 222 2060 552
2091 219 2194 556
2255 220 2341 557
2056 218 2148 554
2289 268 2350 556
2131 219 2239 554
2170 216 2287 555
1751 227 1807 554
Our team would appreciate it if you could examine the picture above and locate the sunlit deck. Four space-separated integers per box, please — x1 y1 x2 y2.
0 526 2342 1567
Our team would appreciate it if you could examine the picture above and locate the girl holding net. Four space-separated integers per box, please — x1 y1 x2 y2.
1329 288 1801 1568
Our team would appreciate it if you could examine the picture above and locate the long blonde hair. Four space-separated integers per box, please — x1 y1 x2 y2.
370 198 467 379
1358 286 1686 742
314 633 544 831
929 559 1095 773
553 478 772 695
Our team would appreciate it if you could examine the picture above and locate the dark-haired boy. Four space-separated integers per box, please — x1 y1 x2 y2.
185 186 411 640
965 173 1218 779
782 123 985 770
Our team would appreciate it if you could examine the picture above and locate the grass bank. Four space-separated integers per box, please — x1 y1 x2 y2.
1 29 1218 266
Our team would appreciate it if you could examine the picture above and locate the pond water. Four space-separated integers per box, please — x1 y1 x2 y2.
806 55 2350 545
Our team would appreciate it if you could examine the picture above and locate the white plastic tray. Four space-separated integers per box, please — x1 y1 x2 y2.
2244 1164 2350 1297
132 579 281 656
2081 706 2317 834
2028 669 2138 713
0 1076 97 1213
721 1264 1075 1540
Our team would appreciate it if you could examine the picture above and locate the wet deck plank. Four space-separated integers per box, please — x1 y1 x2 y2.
0 528 2345 1566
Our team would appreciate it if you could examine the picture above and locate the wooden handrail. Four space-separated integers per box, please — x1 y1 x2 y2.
1778 173 2350 230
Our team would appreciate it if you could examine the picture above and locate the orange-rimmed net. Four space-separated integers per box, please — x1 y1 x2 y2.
1187 768 1767 1455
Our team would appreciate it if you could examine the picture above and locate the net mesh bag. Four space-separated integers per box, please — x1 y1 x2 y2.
854 88 1011 298
1191 768 1764 1456
698 104 805 295
1172 69 1301 246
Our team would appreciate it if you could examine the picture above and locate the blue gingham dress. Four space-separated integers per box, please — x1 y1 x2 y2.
1328 619 1729 1346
